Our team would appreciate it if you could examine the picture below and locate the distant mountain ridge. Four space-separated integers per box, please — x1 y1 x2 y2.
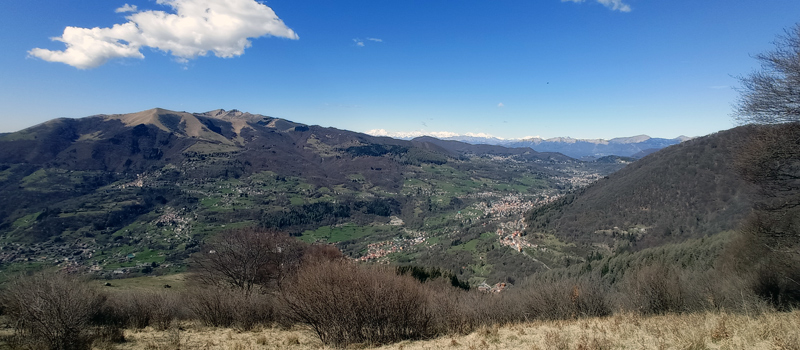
444 135 691 159
368 132 692 159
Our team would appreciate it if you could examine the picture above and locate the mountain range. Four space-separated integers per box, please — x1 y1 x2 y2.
367 131 692 160
0 108 626 283
441 135 693 160
0 107 766 286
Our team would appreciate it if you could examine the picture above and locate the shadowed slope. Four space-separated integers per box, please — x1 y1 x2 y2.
525 125 760 249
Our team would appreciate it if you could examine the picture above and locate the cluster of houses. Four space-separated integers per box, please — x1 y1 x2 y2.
154 206 193 235
495 220 537 252
477 281 508 293
357 234 427 262
551 168 602 188
118 173 146 189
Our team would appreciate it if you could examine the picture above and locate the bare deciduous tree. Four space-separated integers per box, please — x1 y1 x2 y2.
734 24 800 124
734 124 800 204
191 227 304 294
733 123 800 309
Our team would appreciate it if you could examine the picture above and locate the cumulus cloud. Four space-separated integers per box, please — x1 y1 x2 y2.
561 0 631 12
353 39 365 47
28 23 144 69
29 0 299 69
115 4 138 13
497 102 504 108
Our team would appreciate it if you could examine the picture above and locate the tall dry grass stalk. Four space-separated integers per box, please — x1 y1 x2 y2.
113 311 800 350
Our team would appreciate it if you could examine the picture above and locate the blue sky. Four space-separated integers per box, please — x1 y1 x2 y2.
1 0 799 139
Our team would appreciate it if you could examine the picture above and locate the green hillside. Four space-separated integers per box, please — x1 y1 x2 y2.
0 108 622 285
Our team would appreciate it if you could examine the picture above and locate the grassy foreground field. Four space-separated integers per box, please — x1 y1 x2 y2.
112 311 800 350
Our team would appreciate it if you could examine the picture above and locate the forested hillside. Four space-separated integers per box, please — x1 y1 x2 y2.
524 125 759 250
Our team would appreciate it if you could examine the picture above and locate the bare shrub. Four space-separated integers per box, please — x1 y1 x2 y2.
0 272 115 350
474 291 527 325
716 216 800 312
516 278 611 321
425 276 611 332
184 286 275 331
185 286 237 328
427 283 485 334
619 263 685 314
739 214 800 310
283 260 435 347
752 257 800 311
678 267 766 314
301 243 346 264
234 292 276 331
105 290 181 330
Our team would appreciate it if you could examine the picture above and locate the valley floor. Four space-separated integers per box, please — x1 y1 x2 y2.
113 311 800 350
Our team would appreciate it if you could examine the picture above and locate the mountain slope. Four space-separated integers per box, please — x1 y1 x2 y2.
0 108 433 186
524 126 759 250
0 108 627 283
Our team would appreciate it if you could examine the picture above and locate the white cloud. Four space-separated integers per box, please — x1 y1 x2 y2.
366 129 458 139
28 23 144 69
115 4 138 13
365 129 503 140
464 132 501 139
366 129 391 136
561 0 631 12
497 102 504 108
597 0 631 12
29 0 299 69
354 37 382 47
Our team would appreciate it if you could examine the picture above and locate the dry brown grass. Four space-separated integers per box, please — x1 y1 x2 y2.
105 311 800 350
113 322 320 350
